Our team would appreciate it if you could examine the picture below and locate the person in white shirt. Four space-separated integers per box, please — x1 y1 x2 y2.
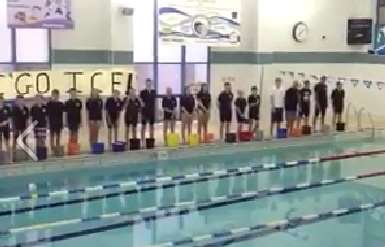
270 77 285 137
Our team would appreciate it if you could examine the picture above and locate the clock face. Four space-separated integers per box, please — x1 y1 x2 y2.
293 22 309 42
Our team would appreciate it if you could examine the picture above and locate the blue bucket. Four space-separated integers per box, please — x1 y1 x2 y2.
277 128 288 139
112 142 126 152
92 143 105 154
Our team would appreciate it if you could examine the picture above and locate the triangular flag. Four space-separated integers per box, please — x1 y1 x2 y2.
350 79 359 87
289 72 295 77
363 80 372 89
298 72 306 78
377 81 385 90
327 76 335 84
311 75 319 80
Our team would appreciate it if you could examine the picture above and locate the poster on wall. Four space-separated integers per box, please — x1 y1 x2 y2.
158 0 241 46
0 69 135 99
7 0 74 29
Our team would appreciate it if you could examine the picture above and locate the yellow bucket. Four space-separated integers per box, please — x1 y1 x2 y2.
189 134 200 147
167 133 180 148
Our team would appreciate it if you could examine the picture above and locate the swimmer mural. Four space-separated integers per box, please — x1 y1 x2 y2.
159 0 241 46
7 0 73 29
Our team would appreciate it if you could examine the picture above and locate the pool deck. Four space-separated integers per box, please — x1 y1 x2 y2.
0 129 378 178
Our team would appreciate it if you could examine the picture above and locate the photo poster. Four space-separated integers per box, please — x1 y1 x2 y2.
7 0 74 29
0 69 136 99
159 0 241 46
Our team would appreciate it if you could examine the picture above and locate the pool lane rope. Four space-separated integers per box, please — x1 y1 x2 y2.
150 201 384 247
1 169 385 241
0 148 385 217
151 203 385 247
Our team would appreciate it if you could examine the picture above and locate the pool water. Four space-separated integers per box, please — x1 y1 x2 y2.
1 133 385 247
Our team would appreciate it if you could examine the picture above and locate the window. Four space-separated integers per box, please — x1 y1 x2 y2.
185 64 208 85
158 64 181 94
132 0 210 96
16 29 49 63
0 0 50 66
186 44 208 63
135 64 154 90
132 1 155 63
158 44 182 63
0 0 12 63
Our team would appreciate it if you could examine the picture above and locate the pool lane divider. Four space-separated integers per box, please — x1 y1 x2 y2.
1 169 385 241
0 149 385 217
152 202 384 247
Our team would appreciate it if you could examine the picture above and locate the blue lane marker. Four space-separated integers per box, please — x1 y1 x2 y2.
1 170 384 246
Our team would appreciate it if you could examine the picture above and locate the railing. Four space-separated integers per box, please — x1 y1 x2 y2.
345 102 375 138
345 102 362 131
367 111 376 139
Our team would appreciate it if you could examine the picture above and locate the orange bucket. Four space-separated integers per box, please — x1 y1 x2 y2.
291 128 302 138
67 142 80 156
205 133 215 143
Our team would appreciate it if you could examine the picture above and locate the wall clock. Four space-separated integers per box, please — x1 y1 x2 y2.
292 21 309 42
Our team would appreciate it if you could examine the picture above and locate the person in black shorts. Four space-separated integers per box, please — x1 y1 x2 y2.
235 90 247 135
31 94 48 148
124 88 141 143
218 82 234 140
180 86 195 144
105 89 122 147
12 95 29 151
0 94 11 153
86 89 103 147
313 76 328 129
65 88 82 144
248 86 260 133
162 87 177 144
284 81 299 135
298 80 312 128
47 89 64 154
140 78 156 143
331 81 345 126
197 84 211 143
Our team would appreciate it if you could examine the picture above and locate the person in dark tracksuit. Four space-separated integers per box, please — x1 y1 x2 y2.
105 90 122 147
31 94 48 148
0 94 11 153
197 84 211 142
313 76 328 129
331 81 345 126
180 86 195 144
12 95 29 151
124 88 141 143
235 90 247 135
65 88 82 144
47 89 64 154
298 80 312 128
248 86 260 133
162 87 177 144
285 81 299 135
218 82 234 140
86 89 103 147
140 78 156 144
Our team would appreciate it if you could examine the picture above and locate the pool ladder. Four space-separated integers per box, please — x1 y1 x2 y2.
345 103 375 138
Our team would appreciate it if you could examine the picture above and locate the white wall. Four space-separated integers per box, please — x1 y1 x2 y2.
213 0 258 52
51 0 112 50
51 0 133 52
110 0 134 51
257 0 376 52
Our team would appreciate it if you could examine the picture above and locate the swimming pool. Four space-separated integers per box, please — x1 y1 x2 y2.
1 131 385 247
